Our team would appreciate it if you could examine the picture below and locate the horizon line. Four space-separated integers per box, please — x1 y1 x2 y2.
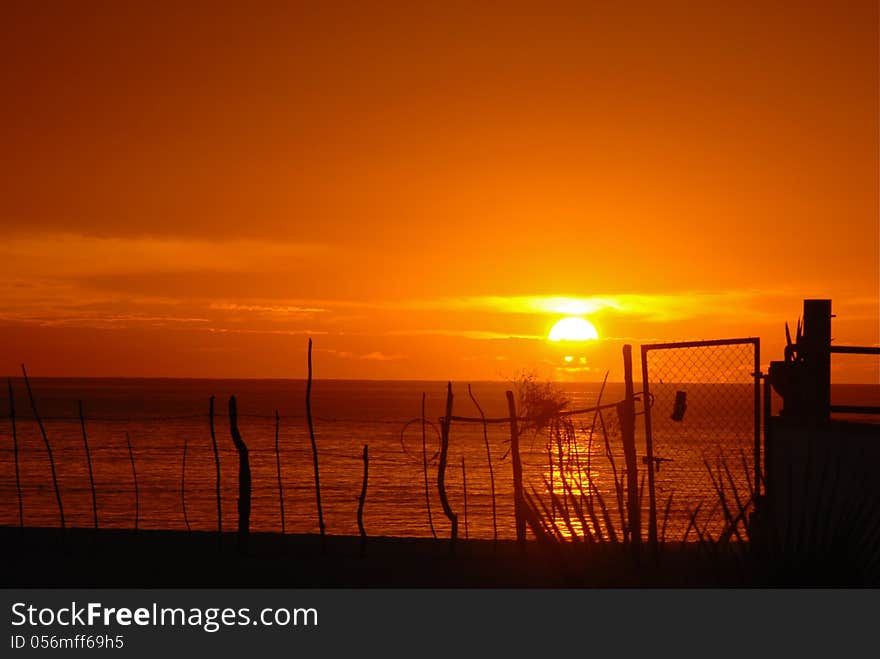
2 374 877 387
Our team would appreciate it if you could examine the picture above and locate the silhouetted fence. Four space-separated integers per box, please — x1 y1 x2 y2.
641 338 761 543
0 384 635 544
1 344 780 548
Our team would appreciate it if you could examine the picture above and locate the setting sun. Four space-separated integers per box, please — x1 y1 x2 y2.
548 317 600 342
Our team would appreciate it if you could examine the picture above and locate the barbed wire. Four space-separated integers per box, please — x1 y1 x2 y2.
0 395 646 426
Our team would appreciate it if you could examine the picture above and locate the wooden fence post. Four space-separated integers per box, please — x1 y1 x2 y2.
468 384 497 545
275 410 285 537
506 390 526 545
78 401 99 533
228 395 251 555
461 456 468 541
358 444 369 558
306 338 326 554
209 395 222 550
437 382 458 554
22 365 64 538
181 435 191 533
125 431 139 533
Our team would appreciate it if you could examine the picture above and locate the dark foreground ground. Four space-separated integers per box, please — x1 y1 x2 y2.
1 526 728 588
0 526 872 587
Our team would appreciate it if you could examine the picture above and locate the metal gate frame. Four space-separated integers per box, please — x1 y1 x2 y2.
640 338 761 546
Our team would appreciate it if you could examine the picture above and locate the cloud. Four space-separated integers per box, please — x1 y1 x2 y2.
358 351 405 361
0 234 334 332
382 329 543 340
388 290 804 323
204 327 327 336
210 303 328 315
321 349 405 361
0 233 328 279
0 312 210 328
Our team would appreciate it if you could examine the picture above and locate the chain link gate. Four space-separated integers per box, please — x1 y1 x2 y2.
640 338 760 544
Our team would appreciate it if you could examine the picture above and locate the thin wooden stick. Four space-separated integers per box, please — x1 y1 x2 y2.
568 420 580 511
467 384 497 545
506 390 525 544
421 392 437 538
181 435 191 533
446 400 619 424
275 410 285 536
306 338 326 553
21 365 64 534
125 431 139 533
228 395 251 555
599 409 628 539
548 431 555 517
8 379 23 531
461 456 468 541
209 395 221 549
78 401 98 532
357 444 369 558
585 372 609 509
437 382 458 554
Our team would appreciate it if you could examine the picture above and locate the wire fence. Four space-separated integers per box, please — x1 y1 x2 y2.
1 351 764 546
0 394 648 539
0 388 627 542
642 339 760 542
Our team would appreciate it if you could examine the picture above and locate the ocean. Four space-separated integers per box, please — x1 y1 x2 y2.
0 378 876 540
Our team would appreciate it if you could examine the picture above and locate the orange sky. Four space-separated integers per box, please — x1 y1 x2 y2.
1 2 877 382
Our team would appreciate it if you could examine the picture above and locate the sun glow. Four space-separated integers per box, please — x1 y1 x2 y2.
548 317 599 342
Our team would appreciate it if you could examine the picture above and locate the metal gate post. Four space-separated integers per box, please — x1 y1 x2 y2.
753 340 761 498
621 345 641 555
640 345 658 550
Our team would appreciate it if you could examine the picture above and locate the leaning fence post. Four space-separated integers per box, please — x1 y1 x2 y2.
22 365 65 538
125 431 139 533
181 435 191 533
461 456 469 541
306 338 327 554
468 384 497 546
357 444 369 558
437 382 458 554
275 410 285 538
505 390 525 545
209 395 222 550
620 345 641 559
228 395 251 555
78 401 99 534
